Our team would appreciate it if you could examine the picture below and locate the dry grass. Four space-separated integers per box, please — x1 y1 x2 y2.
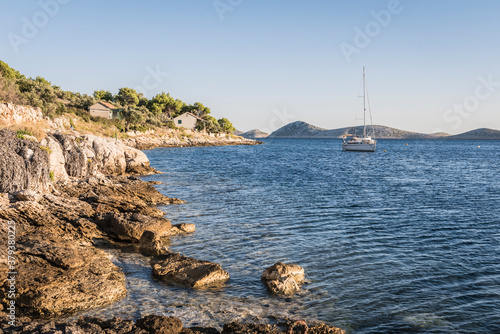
0 120 50 141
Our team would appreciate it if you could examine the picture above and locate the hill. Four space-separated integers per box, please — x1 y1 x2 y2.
269 121 450 139
239 129 269 139
446 128 500 140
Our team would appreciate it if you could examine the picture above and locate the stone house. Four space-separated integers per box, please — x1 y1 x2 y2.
172 112 204 130
89 101 121 119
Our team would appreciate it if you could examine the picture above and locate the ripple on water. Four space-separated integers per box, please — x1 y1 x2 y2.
74 140 500 333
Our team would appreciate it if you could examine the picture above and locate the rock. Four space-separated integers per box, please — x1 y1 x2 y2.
222 322 282 334
84 134 127 175
53 133 89 178
100 212 172 242
261 262 305 295
11 190 42 202
0 229 126 318
121 143 158 175
136 315 183 334
0 103 43 125
40 135 69 181
140 230 168 256
151 252 230 288
0 129 51 193
165 223 196 236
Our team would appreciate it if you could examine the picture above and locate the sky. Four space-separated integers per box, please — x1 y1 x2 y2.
1 0 499 134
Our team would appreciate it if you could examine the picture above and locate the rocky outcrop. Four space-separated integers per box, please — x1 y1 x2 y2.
0 174 187 318
0 220 126 318
39 135 69 181
41 132 157 181
0 103 43 125
261 262 305 295
151 252 230 288
0 129 50 193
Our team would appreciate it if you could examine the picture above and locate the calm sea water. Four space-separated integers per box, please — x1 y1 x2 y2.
84 139 500 333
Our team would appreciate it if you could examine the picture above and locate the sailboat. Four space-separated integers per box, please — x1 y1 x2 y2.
342 67 377 152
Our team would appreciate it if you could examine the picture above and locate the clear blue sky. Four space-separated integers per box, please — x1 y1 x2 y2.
1 0 499 134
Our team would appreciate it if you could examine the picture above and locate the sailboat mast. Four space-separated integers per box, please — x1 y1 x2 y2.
363 66 366 138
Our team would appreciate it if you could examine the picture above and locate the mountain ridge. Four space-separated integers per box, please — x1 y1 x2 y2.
267 121 500 140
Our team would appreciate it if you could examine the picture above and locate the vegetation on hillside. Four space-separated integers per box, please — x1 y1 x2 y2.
0 60 235 134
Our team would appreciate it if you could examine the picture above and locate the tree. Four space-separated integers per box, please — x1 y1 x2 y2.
122 105 146 131
203 115 221 133
148 92 185 120
0 60 22 80
115 87 140 106
181 102 211 117
218 118 235 133
93 90 113 102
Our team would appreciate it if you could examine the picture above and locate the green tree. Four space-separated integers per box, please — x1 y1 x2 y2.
115 87 140 106
93 90 114 102
122 105 146 131
148 92 185 119
181 102 211 117
218 118 235 133
203 115 221 133
0 61 22 80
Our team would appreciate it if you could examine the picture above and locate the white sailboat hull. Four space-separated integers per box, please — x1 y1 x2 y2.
342 142 376 152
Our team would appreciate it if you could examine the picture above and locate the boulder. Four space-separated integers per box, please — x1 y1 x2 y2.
140 230 168 256
39 135 69 181
261 262 305 295
136 315 183 334
165 223 196 236
151 252 230 288
0 129 50 193
101 212 172 242
53 133 89 178
0 229 126 318
11 190 42 202
121 143 158 175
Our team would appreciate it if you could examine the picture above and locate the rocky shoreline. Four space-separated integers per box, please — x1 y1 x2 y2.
120 128 262 150
0 128 344 333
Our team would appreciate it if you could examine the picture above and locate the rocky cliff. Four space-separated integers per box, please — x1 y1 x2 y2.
0 129 156 193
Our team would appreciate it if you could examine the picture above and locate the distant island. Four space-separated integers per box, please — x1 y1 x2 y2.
236 129 270 139
246 121 500 140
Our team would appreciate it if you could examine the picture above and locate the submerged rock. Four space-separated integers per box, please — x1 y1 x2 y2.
151 252 230 288
165 223 196 236
261 262 305 296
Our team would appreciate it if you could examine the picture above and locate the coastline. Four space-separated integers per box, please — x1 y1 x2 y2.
0 125 343 333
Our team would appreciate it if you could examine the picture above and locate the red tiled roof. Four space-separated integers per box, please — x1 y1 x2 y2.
99 101 116 109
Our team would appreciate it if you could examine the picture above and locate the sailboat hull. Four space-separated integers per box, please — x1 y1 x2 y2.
342 142 376 152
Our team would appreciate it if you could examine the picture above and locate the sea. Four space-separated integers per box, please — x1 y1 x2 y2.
82 139 500 334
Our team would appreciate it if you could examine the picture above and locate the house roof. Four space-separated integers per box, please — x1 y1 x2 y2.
99 101 117 109
175 112 205 121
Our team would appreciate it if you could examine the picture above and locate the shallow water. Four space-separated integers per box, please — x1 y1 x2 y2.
80 139 500 333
